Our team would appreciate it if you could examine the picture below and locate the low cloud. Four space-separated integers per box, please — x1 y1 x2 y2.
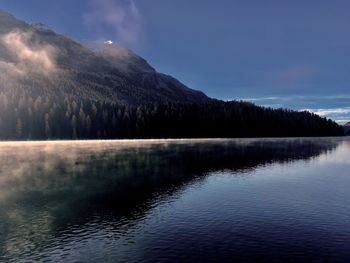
83 0 141 45
302 107 350 124
0 30 57 77
303 107 350 117
243 95 350 102
240 95 350 124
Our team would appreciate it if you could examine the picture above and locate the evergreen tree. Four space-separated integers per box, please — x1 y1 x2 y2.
16 118 22 138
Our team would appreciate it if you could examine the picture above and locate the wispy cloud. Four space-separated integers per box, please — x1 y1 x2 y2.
302 107 350 117
83 0 141 45
242 95 350 102
238 95 350 124
302 107 350 124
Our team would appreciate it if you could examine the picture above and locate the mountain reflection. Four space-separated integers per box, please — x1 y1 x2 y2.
0 138 340 261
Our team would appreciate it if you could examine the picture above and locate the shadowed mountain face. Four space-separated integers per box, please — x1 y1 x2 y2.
0 10 209 105
344 122 350 135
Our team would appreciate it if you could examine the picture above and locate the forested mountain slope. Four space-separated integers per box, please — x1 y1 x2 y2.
0 10 208 105
0 10 344 139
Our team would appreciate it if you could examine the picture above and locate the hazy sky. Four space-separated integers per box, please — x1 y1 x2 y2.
1 0 350 123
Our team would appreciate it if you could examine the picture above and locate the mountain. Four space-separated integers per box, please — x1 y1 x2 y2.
0 10 344 139
344 122 350 135
0 10 208 105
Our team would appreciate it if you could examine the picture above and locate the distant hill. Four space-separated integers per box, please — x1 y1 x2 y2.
0 10 344 139
344 122 350 135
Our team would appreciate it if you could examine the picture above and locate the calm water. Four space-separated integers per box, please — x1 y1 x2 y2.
0 138 350 262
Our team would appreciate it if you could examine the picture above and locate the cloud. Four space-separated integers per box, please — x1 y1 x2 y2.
239 95 350 124
83 0 141 45
0 30 57 77
242 95 350 102
302 107 350 117
302 107 350 124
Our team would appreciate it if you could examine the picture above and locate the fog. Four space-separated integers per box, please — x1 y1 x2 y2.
0 30 57 78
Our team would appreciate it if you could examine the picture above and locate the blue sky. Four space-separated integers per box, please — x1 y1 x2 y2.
1 0 350 123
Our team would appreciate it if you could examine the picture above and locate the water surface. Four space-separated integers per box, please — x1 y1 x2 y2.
0 138 349 262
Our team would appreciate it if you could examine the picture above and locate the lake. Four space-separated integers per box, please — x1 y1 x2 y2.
0 138 350 262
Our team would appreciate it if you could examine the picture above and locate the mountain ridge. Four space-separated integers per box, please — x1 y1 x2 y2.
0 9 209 105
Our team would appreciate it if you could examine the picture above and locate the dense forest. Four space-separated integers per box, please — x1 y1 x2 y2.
0 90 344 140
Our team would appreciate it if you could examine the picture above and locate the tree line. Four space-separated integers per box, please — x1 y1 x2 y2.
0 91 344 140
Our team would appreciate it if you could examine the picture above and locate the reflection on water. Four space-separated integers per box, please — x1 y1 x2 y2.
0 138 349 262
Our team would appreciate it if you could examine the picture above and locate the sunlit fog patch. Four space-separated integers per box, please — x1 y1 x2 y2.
0 30 58 77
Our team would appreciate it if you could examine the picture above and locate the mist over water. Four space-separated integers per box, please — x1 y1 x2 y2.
0 138 350 262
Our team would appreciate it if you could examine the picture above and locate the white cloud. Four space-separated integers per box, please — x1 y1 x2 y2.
83 0 141 45
302 107 350 117
301 107 350 124
241 95 350 102
237 95 350 124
